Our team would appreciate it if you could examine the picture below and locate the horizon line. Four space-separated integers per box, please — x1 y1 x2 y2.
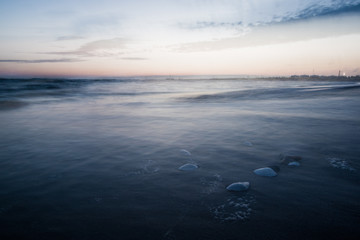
1 74 359 80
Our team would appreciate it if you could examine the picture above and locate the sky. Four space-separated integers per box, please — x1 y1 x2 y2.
0 0 359 77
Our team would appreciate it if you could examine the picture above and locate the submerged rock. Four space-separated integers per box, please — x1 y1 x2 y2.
288 161 300 167
253 167 277 177
243 141 253 147
226 182 250 192
178 163 199 171
180 149 191 156
280 154 302 164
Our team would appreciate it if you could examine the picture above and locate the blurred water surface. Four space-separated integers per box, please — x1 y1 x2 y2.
1 77 360 240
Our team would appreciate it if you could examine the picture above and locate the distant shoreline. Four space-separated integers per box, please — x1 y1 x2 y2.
1 75 360 81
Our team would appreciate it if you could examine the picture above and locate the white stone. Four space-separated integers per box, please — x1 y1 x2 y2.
253 167 277 177
288 161 300 167
178 163 198 171
226 182 250 192
280 154 302 164
180 149 191 156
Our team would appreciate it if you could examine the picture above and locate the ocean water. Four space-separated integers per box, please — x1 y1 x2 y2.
0 77 360 240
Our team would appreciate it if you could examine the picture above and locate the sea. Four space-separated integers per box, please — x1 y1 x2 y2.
1 76 360 240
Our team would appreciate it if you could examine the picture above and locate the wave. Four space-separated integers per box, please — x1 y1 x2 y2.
180 83 360 102
2 78 359 105
0 78 140 93
0 79 88 93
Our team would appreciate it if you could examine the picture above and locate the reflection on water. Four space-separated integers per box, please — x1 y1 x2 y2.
0 77 360 239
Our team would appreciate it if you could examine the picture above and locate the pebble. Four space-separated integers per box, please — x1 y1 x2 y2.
253 167 278 177
288 161 300 167
226 182 250 192
180 149 191 156
280 154 302 165
178 163 199 171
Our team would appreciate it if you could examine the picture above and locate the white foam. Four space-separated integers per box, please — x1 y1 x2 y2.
200 174 223 194
122 160 160 176
143 159 160 173
226 182 250 192
328 157 356 171
178 163 199 171
253 167 277 177
210 195 256 222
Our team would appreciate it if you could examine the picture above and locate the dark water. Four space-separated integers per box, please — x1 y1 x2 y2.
1 77 360 240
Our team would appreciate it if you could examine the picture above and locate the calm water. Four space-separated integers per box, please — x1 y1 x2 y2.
1 77 360 240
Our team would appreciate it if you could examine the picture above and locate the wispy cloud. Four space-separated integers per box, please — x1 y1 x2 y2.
175 12 360 52
178 21 243 30
56 35 84 41
0 58 83 63
177 1 360 32
268 1 360 24
120 57 148 61
72 14 122 35
47 38 128 57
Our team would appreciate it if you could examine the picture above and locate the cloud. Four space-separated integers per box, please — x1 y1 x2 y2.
47 38 128 57
0 58 83 63
176 1 360 32
56 35 84 41
269 1 360 24
175 12 360 52
72 14 122 35
178 21 243 30
120 57 148 60
79 38 127 52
